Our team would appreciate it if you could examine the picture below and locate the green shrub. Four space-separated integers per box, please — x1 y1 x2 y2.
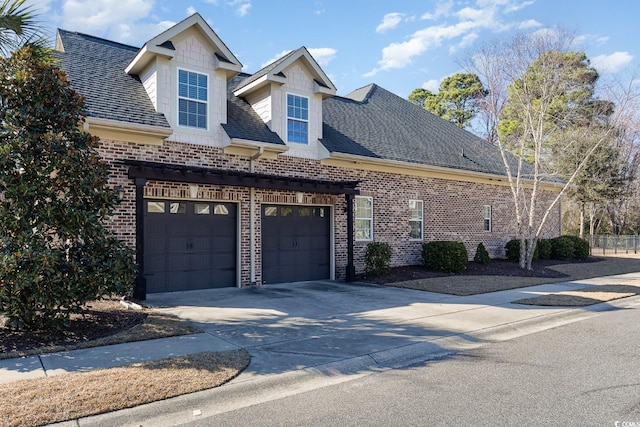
474 243 491 264
422 241 468 273
505 239 544 262
536 238 552 260
364 242 392 275
563 235 590 260
505 239 520 262
550 236 575 260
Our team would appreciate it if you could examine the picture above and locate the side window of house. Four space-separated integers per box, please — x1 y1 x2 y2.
483 205 492 232
287 93 309 144
178 69 208 129
355 196 373 241
409 200 424 240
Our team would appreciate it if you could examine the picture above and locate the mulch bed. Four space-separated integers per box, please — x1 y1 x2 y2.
0 299 147 356
356 259 592 285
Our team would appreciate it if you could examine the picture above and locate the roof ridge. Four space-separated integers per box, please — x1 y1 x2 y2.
57 28 140 51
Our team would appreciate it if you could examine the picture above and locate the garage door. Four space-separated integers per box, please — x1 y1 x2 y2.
262 205 331 284
144 200 237 293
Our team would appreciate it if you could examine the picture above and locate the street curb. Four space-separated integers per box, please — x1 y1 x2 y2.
65 294 640 427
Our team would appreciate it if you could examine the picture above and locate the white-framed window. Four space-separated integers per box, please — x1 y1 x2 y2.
178 69 208 129
286 93 309 143
355 196 373 241
483 205 492 232
409 200 424 240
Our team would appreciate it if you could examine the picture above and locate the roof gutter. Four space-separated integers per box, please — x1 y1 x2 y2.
324 152 564 191
84 117 173 145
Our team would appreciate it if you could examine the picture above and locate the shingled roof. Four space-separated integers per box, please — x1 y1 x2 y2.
321 84 521 176
56 30 170 129
56 28 528 179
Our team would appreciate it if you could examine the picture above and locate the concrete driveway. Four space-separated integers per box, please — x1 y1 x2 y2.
145 278 613 380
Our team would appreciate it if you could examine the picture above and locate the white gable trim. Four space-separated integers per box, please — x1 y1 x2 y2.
234 47 336 99
126 13 242 76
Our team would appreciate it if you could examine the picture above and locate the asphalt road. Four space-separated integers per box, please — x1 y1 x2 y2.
189 305 640 426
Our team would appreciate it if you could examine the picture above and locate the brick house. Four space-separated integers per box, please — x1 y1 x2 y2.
55 13 561 299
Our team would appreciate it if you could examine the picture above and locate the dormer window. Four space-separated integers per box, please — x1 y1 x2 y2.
178 69 208 129
287 93 308 144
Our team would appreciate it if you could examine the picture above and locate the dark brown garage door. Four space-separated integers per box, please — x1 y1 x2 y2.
144 200 237 293
262 205 331 284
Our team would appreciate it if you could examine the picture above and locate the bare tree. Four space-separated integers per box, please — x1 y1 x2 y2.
462 29 637 269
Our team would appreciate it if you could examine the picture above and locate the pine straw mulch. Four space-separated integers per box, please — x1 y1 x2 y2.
0 349 250 427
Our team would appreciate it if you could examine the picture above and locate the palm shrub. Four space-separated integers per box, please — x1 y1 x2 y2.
474 242 491 264
0 47 136 331
422 241 468 273
364 242 392 275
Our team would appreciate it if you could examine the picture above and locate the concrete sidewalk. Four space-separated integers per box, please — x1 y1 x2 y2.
2 271 639 388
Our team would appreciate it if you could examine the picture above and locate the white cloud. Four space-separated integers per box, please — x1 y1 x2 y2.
365 21 476 76
591 52 634 73
449 32 479 54
422 79 440 91
59 0 164 44
518 19 541 29
187 6 197 15
422 0 454 20
261 50 291 68
236 2 251 16
260 48 337 69
376 13 404 33
308 47 337 66
505 0 535 13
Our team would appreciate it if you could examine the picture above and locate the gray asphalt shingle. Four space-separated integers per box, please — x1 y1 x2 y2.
56 30 170 128
56 29 523 178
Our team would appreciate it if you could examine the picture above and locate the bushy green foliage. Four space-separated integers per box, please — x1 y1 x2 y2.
536 238 552 260
550 236 575 260
505 239 545 262
0 47 136 331
505 239 520 262
364 242 392 275
422 241 468 273
474 242 491 264
563 235 590 260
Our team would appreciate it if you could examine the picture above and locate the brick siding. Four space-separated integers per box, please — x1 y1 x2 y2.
99 139 561 285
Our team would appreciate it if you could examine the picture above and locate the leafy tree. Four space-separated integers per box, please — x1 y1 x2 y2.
463 30 636 270
0 46 136 331
408 73 486 128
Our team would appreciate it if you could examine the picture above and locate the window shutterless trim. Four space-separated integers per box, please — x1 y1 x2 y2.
409 199 424 240
355 196 373 241
177 68 209 130
483 205 492 232
286 93 309 144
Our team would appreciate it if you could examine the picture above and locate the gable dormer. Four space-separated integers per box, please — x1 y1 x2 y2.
125 13 242 145
233 47 336 159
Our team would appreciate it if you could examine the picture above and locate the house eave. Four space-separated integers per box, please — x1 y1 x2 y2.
84 117 172 145
323 152 562 191
233 74 287 97
223 137 289 158
125 45 175 75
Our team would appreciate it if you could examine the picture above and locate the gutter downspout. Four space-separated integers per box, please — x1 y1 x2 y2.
249 147 264 285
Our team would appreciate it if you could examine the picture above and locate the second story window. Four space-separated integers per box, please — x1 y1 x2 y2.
287 93 308 143
178 69 208 129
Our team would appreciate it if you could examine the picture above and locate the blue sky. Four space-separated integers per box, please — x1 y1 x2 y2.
29 0 638 98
